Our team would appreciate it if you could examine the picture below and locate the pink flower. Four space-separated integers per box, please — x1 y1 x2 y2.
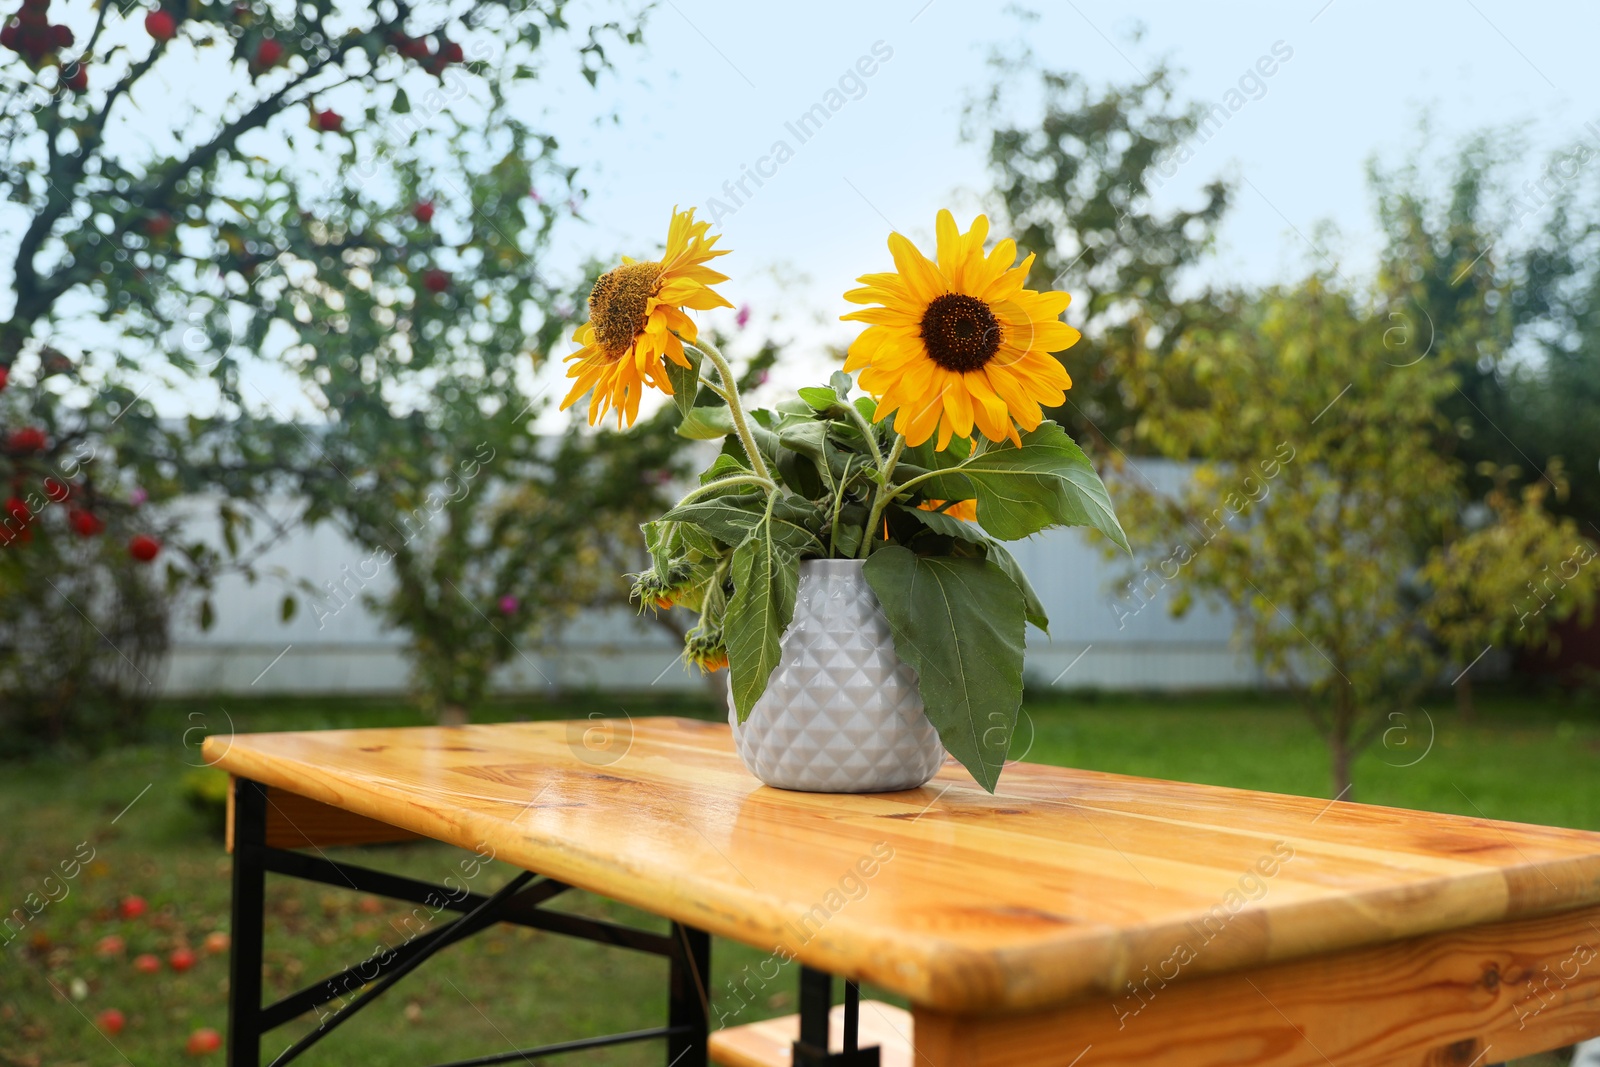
498 595 519 615
735 304 751 329
129 487 148 506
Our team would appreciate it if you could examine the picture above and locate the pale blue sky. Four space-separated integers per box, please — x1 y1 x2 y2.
526 0 1600 397
18 0 1598 416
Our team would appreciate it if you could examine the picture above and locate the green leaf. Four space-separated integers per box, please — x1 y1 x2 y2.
900 500 983 543
863 547 1027 792
280 595 297 623
665 347 703 418
777 419 828 462
911 422 1129 550
642 519 676 572
798 385 838 412
832 503 868 558
830 370 853 399
677 405 736 440
984 540 1049 633
394 87 411 114
725 519 800 721
901 509 1049 628
699 453 750 485
662 493 824 555
678 522 724 559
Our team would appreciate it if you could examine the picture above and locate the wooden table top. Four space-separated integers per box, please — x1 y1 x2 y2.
204 717 1600 1015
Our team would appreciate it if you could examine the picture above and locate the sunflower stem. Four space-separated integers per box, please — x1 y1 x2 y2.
843 398 885 467
858 435 908 559
688 337 773 486
674 474 772 506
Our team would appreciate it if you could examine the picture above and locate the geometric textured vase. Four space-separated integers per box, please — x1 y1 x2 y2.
728 558 945 792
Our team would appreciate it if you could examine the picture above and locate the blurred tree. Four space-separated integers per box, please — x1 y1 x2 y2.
0 411 175 753
1372 136 1600 527
183 120 709 722
1420 466 1597 719
1503 174 1600 528
971 51 1231 446
1113 277 1598 797
0 0 645 727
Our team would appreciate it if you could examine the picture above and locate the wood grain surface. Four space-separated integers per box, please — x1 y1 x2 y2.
912 903 1600 1066
204 717 1600 1015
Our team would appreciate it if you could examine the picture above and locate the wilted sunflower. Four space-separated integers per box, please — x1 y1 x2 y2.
841 210 1079 450
561 207 731 427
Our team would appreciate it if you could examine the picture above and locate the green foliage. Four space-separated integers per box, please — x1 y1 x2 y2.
1421 469 1599 671
1113 277 1598 796
724 511 800 721
0 521 171 756
972 56 1231 443
630 337 1121 790
1371 136 1600 527
863 548 1026 793
903 423 1128 548
0 0 646 720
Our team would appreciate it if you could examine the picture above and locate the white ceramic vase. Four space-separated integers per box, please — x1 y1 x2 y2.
727 558 945 792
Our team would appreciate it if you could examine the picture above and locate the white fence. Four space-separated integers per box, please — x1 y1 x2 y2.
163 460 1265 696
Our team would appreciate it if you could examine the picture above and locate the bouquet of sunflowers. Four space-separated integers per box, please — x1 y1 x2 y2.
562 207 1127 791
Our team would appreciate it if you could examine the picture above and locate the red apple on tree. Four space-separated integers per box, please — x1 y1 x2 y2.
253 37 282 68
412 200 434 224
71 509 104 536
422 268 449 293
7 426 46 453
128 534 161 562
314 108 342 133
144 9 175 40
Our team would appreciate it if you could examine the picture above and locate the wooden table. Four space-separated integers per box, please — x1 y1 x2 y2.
205 717 1600 1067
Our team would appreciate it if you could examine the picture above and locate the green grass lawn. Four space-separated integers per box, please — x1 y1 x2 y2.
2 687 1595 1065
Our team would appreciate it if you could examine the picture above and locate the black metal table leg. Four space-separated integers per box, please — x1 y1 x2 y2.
228 779 268 1067
666 923 710 1065
222 777 709 1066
794 967 879 1066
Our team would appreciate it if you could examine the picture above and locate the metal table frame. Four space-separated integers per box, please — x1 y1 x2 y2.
226 778 881 1067
227 778 712 1067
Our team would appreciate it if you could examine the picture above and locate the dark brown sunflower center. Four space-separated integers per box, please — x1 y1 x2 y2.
919 293 1002 373
589 261 662 354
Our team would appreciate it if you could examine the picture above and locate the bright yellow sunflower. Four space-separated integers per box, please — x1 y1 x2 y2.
841 209 1079 450
561 207 731 427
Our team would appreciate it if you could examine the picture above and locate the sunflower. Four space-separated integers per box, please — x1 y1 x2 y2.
841 210 1079 450
917 498 978 521
561 207 732 427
